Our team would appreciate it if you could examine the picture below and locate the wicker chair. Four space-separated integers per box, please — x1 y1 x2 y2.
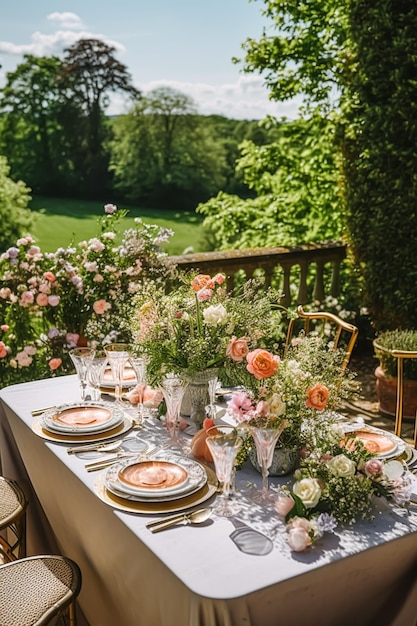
0 476 27 562
285 305 359 374
0 554 82 626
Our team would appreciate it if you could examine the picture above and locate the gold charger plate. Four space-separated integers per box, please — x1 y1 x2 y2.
32 415 133 443
93 465 218 514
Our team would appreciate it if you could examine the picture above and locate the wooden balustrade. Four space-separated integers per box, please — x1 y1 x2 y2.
169 242 347 307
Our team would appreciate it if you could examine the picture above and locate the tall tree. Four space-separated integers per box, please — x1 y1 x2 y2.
58 38 140 196
0 156 32 252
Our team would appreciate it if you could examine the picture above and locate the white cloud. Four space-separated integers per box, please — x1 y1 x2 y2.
47 12 85 30
118 75 302 121
0 30 125 58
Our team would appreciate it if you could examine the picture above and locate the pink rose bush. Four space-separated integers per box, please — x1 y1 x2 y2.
0 204 174 386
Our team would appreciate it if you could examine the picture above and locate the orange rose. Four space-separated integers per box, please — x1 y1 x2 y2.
191 274 211 291
246 349 280 380
226 336 250 361
305 383 329 410
48 358 62 371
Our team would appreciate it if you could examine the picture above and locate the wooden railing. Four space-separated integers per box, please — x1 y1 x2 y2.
170 242 347 307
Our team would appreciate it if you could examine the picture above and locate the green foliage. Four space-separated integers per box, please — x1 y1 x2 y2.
197 116 343 248
0 156 32 251
373 330 417 380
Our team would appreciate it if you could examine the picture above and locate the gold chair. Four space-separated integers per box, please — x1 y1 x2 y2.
0 476 27 562
0 554 82 626
285 305 359 374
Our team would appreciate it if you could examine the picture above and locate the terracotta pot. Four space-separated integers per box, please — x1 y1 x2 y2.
375 365 417 420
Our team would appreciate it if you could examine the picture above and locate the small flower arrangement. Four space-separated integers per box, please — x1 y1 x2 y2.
275 421 413 552
130 273 285 385
0 204 174 386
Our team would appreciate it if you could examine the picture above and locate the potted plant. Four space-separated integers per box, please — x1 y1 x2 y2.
373 329 417 419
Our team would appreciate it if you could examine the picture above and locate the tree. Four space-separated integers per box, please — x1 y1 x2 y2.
0 155 32 252
235 0 417 330
58 38 140 196
110 87 227 208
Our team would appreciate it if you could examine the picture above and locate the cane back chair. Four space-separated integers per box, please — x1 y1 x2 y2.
285 305 359 375
0 476 27 562
0 554 82 626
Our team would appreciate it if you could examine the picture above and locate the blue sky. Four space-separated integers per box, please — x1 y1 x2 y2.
0 0 301 120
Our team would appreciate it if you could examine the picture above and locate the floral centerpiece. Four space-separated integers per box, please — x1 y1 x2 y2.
274 420 413 552
130 272 286 385
0 204 174 386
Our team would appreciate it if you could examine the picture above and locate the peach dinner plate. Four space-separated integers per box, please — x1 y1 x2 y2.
342 430 397 455
118 461 188 492
53 406 112 428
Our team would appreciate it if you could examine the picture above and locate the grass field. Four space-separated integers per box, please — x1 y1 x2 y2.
28 196 207 255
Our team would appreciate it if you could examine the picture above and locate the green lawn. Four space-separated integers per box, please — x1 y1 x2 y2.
28 196 207 255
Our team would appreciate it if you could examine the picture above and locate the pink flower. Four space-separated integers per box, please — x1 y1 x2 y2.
0 288 11 299
36 293 49 306
24 345 36 356
255 400 270 416
15 351 32 367
287 527 312 552
104 203 117 214
93 299 111 314
212 273 225 285
306 383 329 410
1 325 9 332
226 336 249 361
49 358 62 371
227 391 254 421
196 288 212 301
66 333 80 348
0 341 7 358
88 238 105 253
20 291 34 306
47 295 60 307
43 271 56 282
246 349 280 380
274 494 295 517
364 459 384 477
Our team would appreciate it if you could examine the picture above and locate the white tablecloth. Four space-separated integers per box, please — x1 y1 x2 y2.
1 376 417 626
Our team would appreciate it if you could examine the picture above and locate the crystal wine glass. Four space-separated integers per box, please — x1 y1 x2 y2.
159 374 188 447
87 350 108 401
250 421 287 504
104 343 131 405
129 354 147 425
205 425 242 517
69 347 96 401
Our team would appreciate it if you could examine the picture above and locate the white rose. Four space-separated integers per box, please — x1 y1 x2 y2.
202 304 227 326
327 454 356 477
268 392 286 417
293 478 322 509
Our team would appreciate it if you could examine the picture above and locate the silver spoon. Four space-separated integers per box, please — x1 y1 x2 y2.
147 507 213 533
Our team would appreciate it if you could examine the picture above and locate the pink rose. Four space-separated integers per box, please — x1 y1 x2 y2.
287 527 312 552
0 288 11 299
306 383 329 410
49 358 62 371
66 333 80 348
364 459 384 477
15 351 32 367
0 341 7 358
227 391 254 421
43 271 56 282
212 273 225 285
196 288 212 301
20 291 34 305
1 324 9 332
36 293 49 306
93 299 111 314
246 349 280 380
226 336 249 361
274 494 295 517
48 295 60 306
104 203 117 214
24 345 36 356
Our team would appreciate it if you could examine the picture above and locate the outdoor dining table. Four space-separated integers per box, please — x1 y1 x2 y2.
1 375 417 626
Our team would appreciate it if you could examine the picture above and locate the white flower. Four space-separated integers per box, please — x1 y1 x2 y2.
202 304 227 326
293 478 322 508
268 392 286 417
327 454 356 477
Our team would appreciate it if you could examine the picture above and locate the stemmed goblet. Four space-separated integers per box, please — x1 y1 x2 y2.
87 350 108 401
205 425 243 517
129 354 147 426
104 343 131 405
69 347 96 401
159 374 188 447
250 420 287 505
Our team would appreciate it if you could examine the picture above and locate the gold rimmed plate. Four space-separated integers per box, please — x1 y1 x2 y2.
32 414 133 444
94 465 217 514
41 402 124 434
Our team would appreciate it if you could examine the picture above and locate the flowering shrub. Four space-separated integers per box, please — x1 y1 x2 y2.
275 420 413 552
0 204 174 386
130 272 286 384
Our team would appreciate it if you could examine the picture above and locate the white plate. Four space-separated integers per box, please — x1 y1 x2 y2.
100 367 137 389
33 415 133 444
105 453 206 501
41 402 124 434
